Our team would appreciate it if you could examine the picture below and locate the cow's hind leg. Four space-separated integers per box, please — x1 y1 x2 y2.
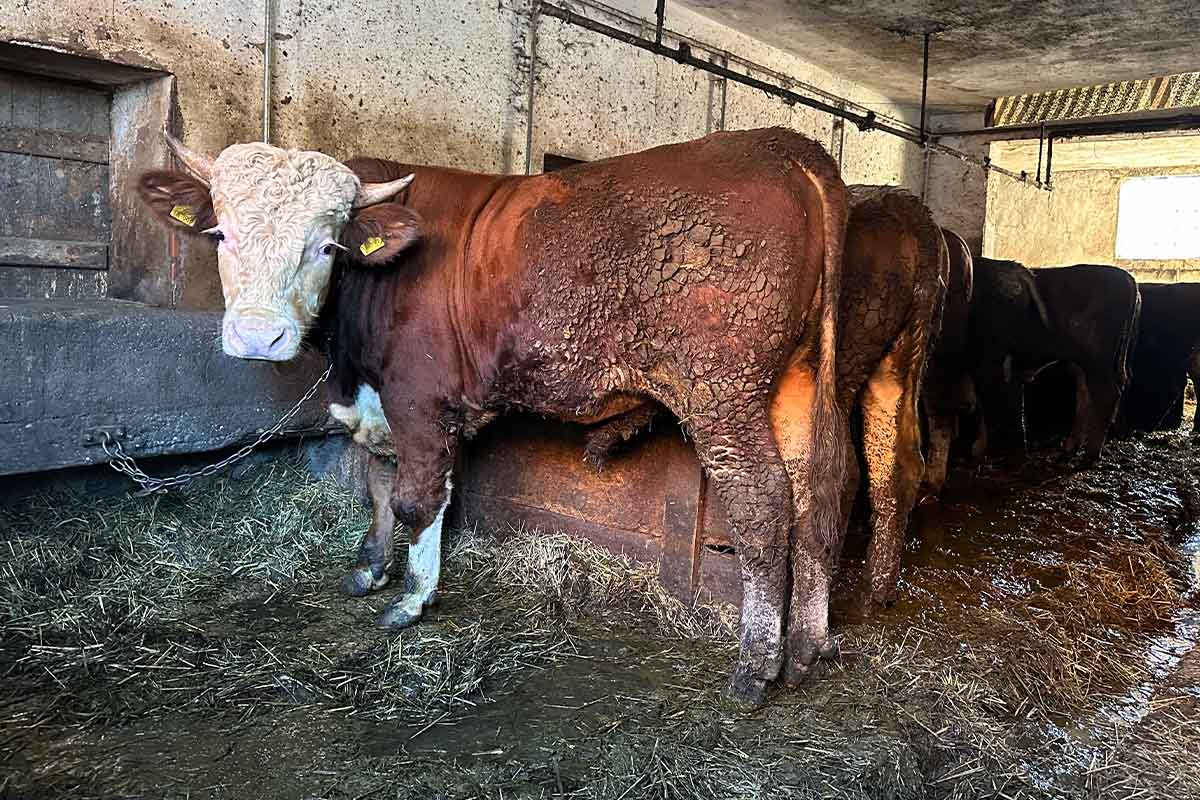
1068 365 1120 463
342 454 398 597
921 390 955 499
862 334 926 609
688 402 792 706
772 357 850 686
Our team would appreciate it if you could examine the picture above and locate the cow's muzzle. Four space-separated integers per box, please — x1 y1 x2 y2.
224 314 297 361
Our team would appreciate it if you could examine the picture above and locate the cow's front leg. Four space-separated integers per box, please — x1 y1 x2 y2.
376 422 457 629
377 475 453 629
342 454 399 597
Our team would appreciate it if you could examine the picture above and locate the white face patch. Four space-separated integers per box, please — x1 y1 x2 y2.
208 143 361 358
329 384 393 456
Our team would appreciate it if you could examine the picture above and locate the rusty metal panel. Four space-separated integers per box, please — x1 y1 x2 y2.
456 413 744 608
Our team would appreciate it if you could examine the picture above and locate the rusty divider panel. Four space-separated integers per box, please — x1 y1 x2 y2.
454 413 743 608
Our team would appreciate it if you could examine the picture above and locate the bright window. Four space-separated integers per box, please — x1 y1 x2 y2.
1115 175 1200 260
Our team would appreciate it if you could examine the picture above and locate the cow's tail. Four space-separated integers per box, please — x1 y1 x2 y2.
1029 274 1053 331
1117 272 1141 389
1112 274 1142 436
803 164 850 554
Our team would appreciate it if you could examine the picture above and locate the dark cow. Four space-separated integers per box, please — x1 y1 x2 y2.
920 228 974 496
968 260 1139 462
137 128 850 705
1118 282 1200 435
966 257 1051 456
1023 265 1140 459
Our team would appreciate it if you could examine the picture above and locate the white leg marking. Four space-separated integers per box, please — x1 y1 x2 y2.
330 384 394 455
388 476 453 623
328 401 360 430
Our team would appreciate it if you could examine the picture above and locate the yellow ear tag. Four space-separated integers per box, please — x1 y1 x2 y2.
170 205 197 227
359 236 386 256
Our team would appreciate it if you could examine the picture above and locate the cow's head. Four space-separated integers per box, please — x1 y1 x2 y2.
137 135 421 361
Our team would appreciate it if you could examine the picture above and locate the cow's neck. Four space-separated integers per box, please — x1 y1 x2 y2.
326 165 524 415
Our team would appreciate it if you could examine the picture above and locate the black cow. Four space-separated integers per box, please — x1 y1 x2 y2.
1118 282 1200 435
970 260 1140 462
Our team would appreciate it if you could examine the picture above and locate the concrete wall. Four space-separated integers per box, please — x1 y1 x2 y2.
0 299 332 477
924 111 991 255
3 0 927 310
984 163 1200 282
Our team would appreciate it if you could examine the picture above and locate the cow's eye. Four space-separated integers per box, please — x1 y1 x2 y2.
320 242 345 257
203 228 225 242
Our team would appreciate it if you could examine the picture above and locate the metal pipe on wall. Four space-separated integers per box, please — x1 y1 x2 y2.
919 32 930 144
537 1 1047 190
262 0 274 143
523 4 540 174
937 112 1200 139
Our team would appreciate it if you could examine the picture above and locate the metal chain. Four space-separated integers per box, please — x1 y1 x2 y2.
101 365 333 495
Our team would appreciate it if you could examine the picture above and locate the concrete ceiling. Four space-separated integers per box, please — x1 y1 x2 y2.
676 0 1200 111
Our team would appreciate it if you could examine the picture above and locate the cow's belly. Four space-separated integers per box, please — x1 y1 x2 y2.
329 384 394 456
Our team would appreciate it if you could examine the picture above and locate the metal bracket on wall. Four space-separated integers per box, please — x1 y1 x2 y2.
81 426 127 447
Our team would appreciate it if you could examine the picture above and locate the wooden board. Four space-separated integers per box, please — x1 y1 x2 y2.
0 237 108 269
0 69 111 298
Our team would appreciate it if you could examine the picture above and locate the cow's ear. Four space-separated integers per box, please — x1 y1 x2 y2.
343 203 422 267
137 170 217 235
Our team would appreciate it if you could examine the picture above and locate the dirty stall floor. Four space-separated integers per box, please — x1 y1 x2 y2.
1 431 1199 799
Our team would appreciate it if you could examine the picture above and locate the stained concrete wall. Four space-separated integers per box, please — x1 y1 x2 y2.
984 164 1200 282
2 0 926 311
924 111 992 256
0 299 333 477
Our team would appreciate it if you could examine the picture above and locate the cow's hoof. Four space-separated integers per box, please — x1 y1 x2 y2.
864 591 897 614
341 568 389 598
782 635 838 688
724 669 768 709
377 592 436 629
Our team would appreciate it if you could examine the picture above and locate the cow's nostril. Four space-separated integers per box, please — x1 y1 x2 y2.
269 329 286 348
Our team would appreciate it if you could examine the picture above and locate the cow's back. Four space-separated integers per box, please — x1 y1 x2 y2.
1034 264 1140 373
837 186 946 400
472 127 844 416
1136 282 1200 364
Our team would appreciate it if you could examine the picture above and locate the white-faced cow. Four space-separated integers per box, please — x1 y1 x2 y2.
137 128 850 705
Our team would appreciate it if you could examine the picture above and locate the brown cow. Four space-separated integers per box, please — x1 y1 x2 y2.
834 186 947 613
586 186 948 630
137 128 850 705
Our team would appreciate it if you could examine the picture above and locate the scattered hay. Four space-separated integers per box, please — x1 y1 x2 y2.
1 447 1198 800
463 523 738 642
